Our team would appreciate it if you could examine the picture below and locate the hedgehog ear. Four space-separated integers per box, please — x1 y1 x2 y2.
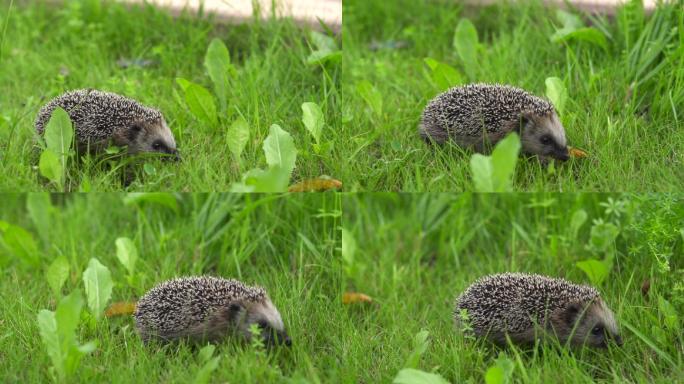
226 302 245 322
563 302 582 326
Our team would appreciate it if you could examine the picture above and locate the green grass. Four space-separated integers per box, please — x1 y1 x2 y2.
342 0 684 191
0 193 343 382
0 1 340 191
1 193 683 383
342 193 684 382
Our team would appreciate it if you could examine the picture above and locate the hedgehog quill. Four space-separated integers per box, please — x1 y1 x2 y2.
35 89 179 159
454 273 622 348
135 276 291 346
420 83 570 162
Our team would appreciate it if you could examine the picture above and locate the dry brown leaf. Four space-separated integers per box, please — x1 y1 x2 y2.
105 301 137 317
569 147 588 158
288 178 342 192
342 292 373 304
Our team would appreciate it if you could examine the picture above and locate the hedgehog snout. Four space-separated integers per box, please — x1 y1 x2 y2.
613 334 623 347
264 329 291 347
554 146 570 161
165 148 181 162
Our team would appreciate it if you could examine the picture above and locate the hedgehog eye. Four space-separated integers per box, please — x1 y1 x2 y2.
152 140 163 150
257 320 269 329
591 325 603 336
540 135 552 145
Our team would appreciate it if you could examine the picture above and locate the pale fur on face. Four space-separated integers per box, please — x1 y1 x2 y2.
236 297 290 346
113 117 178 157
519 111 569 161
551 298 622 348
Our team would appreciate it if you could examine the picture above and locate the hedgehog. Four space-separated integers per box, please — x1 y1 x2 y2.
134 276 291 347
420 83 569 162
454 273 622 348
35 89 179 159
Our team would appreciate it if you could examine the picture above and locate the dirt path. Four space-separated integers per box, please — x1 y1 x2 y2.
120 0 662 31
120 0 342 30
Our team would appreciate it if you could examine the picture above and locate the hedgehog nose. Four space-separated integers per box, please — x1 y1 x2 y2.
557 148 570 161
284 336 292 347
614 335 623 347
172 150 181 162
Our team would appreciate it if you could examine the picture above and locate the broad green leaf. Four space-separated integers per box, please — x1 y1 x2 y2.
204 38 232 111
576 258 610 286
545 77 567 116
485 366 505 384
569 209 588 240
306 49 342 65
78 342 97 354
197 344 216 363
115 237 137 276
453 18 479 80
56 290 83 346
37 310 64 381
302 102 324 144
356 81 383 117
551 10 608 50
490 133 521 192
122 193 179 213
176 78 218 126
470 133 520 192
3 224 40 267
43 107 73 167
556 9 584 29
404 330 430 369
424 58 463 91
26 193 53 243
485 355 514 384
589 221 619 252
82 258 113 319
143 163 156 176
657 296 679 331
306 31 341 66
553 27 608 50
263 124 297 173
176 77 191 91
39 149 63 187
238 166 290 193
46 256 70 297
309 30 337 51
470 154 494 192
393 368 450 384
194 356 220 384
194 344 220 384
341 227 356 267
57 290 93 377
226 116 250 159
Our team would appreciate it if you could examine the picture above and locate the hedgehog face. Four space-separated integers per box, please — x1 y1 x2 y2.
519 112 569 161
124 118 179 160
559 299 622 348
231 298 291 347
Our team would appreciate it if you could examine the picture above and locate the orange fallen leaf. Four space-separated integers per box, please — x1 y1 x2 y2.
342 292 373 304
569 147 588 158
288 178 343 192
105 301 137 317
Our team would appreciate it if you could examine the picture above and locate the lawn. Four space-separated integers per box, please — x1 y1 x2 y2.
0 193 344 382
0 1 340 192
342 0 684 191
341 193 684 382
